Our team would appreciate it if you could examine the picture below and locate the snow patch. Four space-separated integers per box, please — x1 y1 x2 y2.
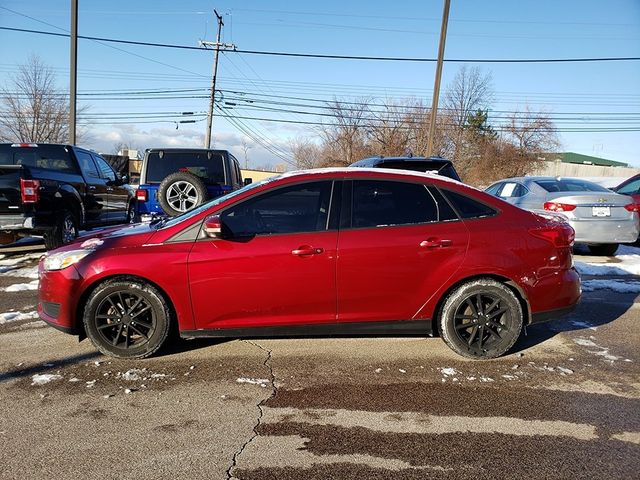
2 280 39 292
0 310 38 324
31 374 63 386
120 369 144 381
581 280 640 293
237 377 269 387
439 367 458 377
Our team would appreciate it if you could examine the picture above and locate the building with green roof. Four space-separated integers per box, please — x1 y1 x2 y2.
540 152 628 167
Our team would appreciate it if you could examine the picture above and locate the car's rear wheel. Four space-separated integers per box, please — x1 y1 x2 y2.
587 243 618 256
44 209 78 250
439 279 523 359
83 278 172 359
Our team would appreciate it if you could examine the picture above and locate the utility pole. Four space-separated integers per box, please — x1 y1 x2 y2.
200 10 235 149
426 0 451 156
69 0 78 144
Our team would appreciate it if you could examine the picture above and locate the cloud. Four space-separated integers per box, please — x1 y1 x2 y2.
83 124 297 170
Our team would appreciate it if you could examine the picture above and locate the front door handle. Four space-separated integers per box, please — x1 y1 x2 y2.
420 238 453 248
88 185 96 191
291 245 324 256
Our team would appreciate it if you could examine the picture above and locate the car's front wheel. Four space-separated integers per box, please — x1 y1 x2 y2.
439 279 523 359
83 278 172 359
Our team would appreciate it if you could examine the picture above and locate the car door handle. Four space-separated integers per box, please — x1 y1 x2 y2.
291 245 324 256
420 238 453 248
107 187 114 192
88 185 96 191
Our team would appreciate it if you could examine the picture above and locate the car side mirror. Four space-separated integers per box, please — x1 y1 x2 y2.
204 215 225 239
243 178 253 186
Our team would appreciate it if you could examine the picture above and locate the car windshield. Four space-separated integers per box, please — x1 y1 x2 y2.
534 179 610 193
158 176 278 229
145 151 226 184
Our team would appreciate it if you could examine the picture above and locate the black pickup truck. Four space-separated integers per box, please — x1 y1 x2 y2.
0 143 135 249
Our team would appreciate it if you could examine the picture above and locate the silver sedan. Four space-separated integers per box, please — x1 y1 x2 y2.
485 176 640 255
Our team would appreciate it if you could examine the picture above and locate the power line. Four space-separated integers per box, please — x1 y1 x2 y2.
2 26 639 63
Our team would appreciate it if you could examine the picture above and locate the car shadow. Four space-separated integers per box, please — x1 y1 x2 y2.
510 262 639 354
0 351 101 384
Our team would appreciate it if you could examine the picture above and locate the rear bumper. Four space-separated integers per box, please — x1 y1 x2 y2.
530 302 579 325
569 218 639 244
527 268 581 324
0 214 34 230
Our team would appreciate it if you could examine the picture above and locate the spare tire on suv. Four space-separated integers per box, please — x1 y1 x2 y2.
158 171 209 216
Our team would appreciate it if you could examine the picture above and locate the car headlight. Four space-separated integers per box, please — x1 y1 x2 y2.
43 249 92 271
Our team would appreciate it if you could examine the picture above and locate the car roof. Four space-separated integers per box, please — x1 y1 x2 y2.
350 156 453 167
145 148 229 153
275 167 465 188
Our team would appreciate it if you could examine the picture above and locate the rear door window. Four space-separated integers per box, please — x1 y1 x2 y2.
145 151 226 184
498 182 528 198
76 151 101 179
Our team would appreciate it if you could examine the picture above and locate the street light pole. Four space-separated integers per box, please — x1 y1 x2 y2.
426 0 451 156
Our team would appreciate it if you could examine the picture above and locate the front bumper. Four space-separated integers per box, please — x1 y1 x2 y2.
37 263 84 335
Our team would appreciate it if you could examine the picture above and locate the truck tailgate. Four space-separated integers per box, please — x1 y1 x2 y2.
0 165 24 214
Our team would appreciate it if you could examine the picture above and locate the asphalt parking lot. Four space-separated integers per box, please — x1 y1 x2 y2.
0 243 639 479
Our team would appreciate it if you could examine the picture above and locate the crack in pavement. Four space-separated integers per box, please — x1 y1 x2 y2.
226 340 277 480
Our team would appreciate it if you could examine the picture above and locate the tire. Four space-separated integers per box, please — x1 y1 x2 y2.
158 172 208 216
439 279 523 359
83 278 172 359
125 202 136 224
587 243 618 256
44 209 78 250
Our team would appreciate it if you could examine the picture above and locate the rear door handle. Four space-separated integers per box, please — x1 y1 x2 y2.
88 185 96 191
420 238 453 248
291 245 324 256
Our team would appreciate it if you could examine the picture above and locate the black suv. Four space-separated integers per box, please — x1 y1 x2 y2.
0 143 134 249
350 156 461 181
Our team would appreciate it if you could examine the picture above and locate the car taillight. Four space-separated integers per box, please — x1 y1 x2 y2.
529 224 575 248
624 203 640 212
543 201 576 212
20 178 40 203
135 189 148 202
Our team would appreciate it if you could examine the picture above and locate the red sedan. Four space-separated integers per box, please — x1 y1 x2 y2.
38 168 580 359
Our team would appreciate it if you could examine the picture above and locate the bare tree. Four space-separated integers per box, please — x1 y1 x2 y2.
0 55 85 143
241 137 252 168
321 98 372 166
290 137 324 169
442 66 493 176
504 107 559 154
444 66 493 128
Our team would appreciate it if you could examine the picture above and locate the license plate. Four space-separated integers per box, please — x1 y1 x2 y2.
592 206 610 217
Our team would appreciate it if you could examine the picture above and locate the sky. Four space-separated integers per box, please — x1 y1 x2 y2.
0 0 639 168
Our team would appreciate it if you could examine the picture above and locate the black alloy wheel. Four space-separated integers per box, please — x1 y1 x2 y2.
439 279 523 359
84 278 172 358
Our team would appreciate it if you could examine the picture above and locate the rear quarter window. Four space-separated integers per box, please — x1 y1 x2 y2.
442 189 497 219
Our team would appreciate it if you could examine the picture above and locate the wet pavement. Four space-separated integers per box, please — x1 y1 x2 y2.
0 249 638 479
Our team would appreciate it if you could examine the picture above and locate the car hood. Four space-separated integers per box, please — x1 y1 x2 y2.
51 222 156 253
